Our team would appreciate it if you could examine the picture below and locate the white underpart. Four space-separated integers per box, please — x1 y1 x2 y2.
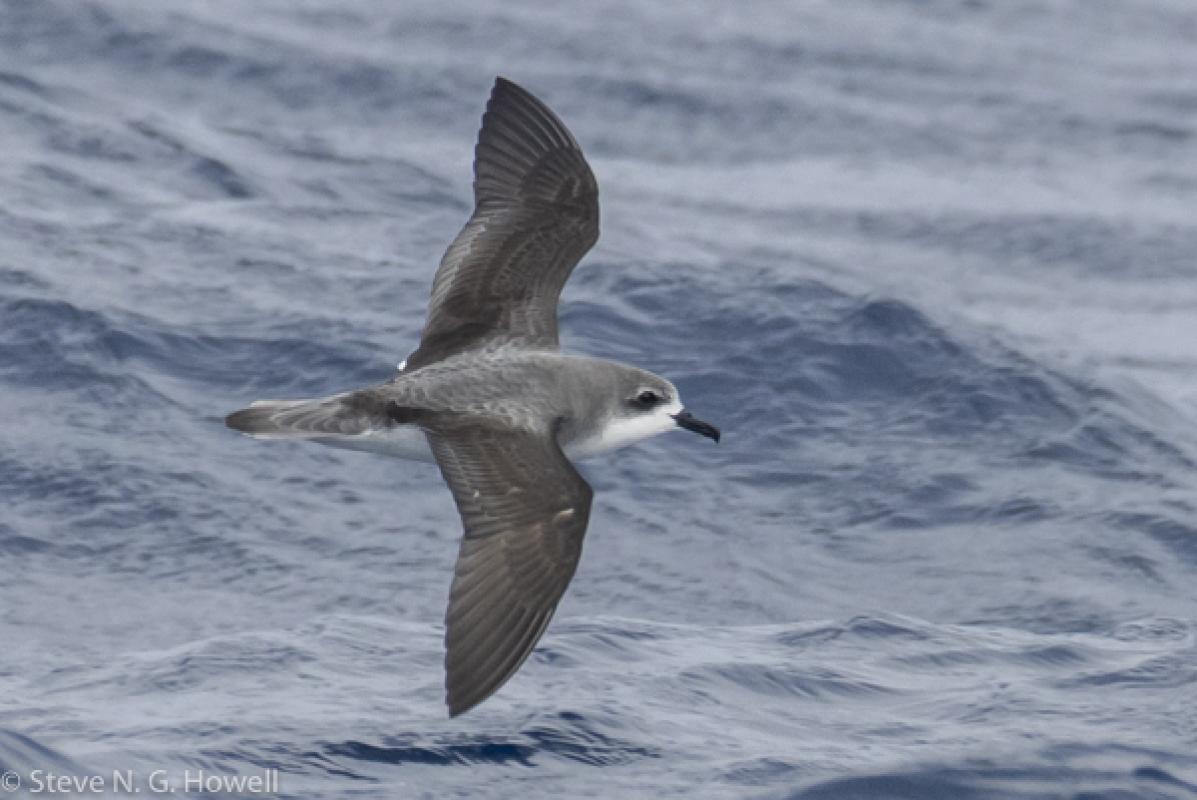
565 398 684 459
312 425 437 462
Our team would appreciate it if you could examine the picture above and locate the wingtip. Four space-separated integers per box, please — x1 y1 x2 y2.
445 689 481 718
491 75 527 94
472 75 592 210
484 76 544 122
488 75 521 105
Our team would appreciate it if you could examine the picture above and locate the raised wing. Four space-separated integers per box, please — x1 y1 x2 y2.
423 418 593 716
404 77 599 372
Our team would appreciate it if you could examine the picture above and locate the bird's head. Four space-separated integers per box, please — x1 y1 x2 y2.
576 368 720 455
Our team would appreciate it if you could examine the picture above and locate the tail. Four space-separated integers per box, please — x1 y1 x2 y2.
225 394 387 439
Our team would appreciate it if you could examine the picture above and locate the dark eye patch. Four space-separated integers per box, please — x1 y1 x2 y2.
630 389 662 409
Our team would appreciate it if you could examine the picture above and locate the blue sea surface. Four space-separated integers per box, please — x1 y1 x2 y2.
3 1 1197 797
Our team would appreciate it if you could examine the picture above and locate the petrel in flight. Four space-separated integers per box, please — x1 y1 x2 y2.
227 77 720 716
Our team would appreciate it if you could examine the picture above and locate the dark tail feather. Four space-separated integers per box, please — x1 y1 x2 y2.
225 395 391 439
225 404 288 436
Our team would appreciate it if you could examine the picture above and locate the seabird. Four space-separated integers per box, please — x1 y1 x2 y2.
226 76 720 716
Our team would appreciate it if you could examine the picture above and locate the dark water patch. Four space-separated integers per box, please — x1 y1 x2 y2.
0 70 53 98
724 24 963 82
0 525 53 556
986 496 1056 524
965 600 1114 636
0 451 121 511
788 767 1008 800
586 68 956 162
844 209 1197 279
128 636 318 696
290 747 372 781
1133 765 1197 795
784 762 1197 800
894 641 1090 672
1060 653 1197 691
0 449 271 583
1084 544 1163 583
325 713 656 769
595 76 724 122
682 287 1197 484
327 737 534 767
825 299 1079 435
556 620 665 643
0 730 89 784
582 272 1087 452
680 661 896 702
202 129 469 207
39 113 140 163
1 0 455 123
844 615 934 641
723 756 803 786
1112 618 1191 644
0 297 187 405
1114 120 1192 145
0 266 52 292
889 647 988 670
522 711 659 767
128 119 255 199
233 256 297 276
191 155 253 199
538 620 667 668
775 616 944 656
165 44 232 78
0 294 387 397
2 296 124 359
1020 406 1197 483
216 329 391 396
773 622 852 649
26 163 119 202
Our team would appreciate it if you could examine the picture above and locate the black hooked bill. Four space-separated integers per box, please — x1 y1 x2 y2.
672 410 720 442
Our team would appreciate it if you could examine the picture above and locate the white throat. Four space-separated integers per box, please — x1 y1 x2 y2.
565 399 684 460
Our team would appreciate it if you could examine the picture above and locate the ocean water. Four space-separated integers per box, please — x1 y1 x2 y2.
2 1 1197 797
